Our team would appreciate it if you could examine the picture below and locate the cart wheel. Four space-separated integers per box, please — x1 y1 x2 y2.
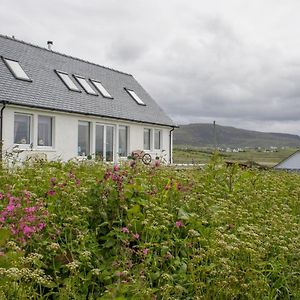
142 153 152 165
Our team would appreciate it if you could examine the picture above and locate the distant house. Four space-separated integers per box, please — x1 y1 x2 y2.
0 34 176 163
274 150 300 170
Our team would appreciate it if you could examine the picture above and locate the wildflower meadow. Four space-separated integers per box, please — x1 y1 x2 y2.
0 155 300 299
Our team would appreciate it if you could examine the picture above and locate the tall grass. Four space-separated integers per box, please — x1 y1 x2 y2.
0 156 300 299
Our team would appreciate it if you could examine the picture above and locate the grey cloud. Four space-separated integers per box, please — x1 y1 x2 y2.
106 38 148 63
1 0 300 134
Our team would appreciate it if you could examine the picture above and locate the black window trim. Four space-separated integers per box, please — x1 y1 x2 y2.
73 74 99 96
124 88 146 106
89 79 114 99
54 70 82 93
1 56 32 82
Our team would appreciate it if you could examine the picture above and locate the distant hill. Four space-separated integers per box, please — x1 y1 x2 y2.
173 123 300 148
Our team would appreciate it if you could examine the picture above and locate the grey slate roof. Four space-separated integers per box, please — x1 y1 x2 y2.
0 34 176 127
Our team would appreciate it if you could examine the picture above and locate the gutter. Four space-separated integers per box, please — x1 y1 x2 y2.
6 102 179 129
169 127 175 164
0 101 7 162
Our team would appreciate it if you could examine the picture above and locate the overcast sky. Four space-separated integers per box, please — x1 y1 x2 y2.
1 0 300 134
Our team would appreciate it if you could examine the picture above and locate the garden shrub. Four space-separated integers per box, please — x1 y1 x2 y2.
0 157 300 299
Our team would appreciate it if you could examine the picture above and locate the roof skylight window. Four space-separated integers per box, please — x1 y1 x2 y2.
90 80 113 99
125 88 145 105
2 57 31 81
55 70 80 92
74 75 98 95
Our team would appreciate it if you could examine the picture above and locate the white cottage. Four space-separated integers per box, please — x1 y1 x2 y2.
0 35 176 163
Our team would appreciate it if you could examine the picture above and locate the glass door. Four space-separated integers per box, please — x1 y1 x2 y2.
95 124 114 161
106 125 114 162
95 124 104 160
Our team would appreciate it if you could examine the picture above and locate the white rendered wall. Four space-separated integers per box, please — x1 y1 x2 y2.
2 105 172 163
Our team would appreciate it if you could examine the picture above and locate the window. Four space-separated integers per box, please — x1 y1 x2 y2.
55 70 80 92
119 126 128 157
38 116 53 146
106 126 114 162
95 124 104 160
144 128 151 150
125 88 145 105
2 57 31 81
90 80 113 98
14 114 32 144
74 75 98 95
78 121 90 156
95 124 115 161
154 129 162 149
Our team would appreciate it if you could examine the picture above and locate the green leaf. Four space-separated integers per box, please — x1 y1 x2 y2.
127 204 140 219
103 239 116 248
0 228 10 247
178 208 190 220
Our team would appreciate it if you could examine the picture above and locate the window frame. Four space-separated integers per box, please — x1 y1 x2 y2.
154 129 162 150
14 113 33 145
90 79 113 99
124 88 146 106
55 70 81 92
73 75 98 96
78 121 91 157
118 125 129 157
143 128 151 151
37 115 54 148
1 56 32 82
95 123 115 161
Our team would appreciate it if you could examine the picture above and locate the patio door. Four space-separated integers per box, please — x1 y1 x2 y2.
95 124 114 161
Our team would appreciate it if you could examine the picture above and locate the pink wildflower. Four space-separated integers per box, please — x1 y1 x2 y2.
154 160 160 167
47 190 56 196
133 233 140 240
113 164 119 172
143 248 149 255
0 251 5 256
175 220 184 228
68 172 75 179
6 204 15 212
104 171 112 180
122 227 129 233
24 190 31 198
176 183 182 190
112 174 119 181
23 225 34 237
0 193 4 200
25 206 36 213
26 215 36 222
38 223 46 230
8 196 14 202
76 179 81 185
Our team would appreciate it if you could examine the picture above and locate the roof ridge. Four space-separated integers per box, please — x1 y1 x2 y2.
0 33 132 77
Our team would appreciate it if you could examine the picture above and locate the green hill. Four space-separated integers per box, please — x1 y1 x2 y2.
174 123 300 148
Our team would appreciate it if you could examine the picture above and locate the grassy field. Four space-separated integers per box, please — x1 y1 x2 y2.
1 158 300 298
173 147 297 166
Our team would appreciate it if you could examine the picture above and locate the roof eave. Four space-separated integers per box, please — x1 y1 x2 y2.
0 100 178 128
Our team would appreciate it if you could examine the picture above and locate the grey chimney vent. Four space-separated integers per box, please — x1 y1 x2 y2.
47 41 53 50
